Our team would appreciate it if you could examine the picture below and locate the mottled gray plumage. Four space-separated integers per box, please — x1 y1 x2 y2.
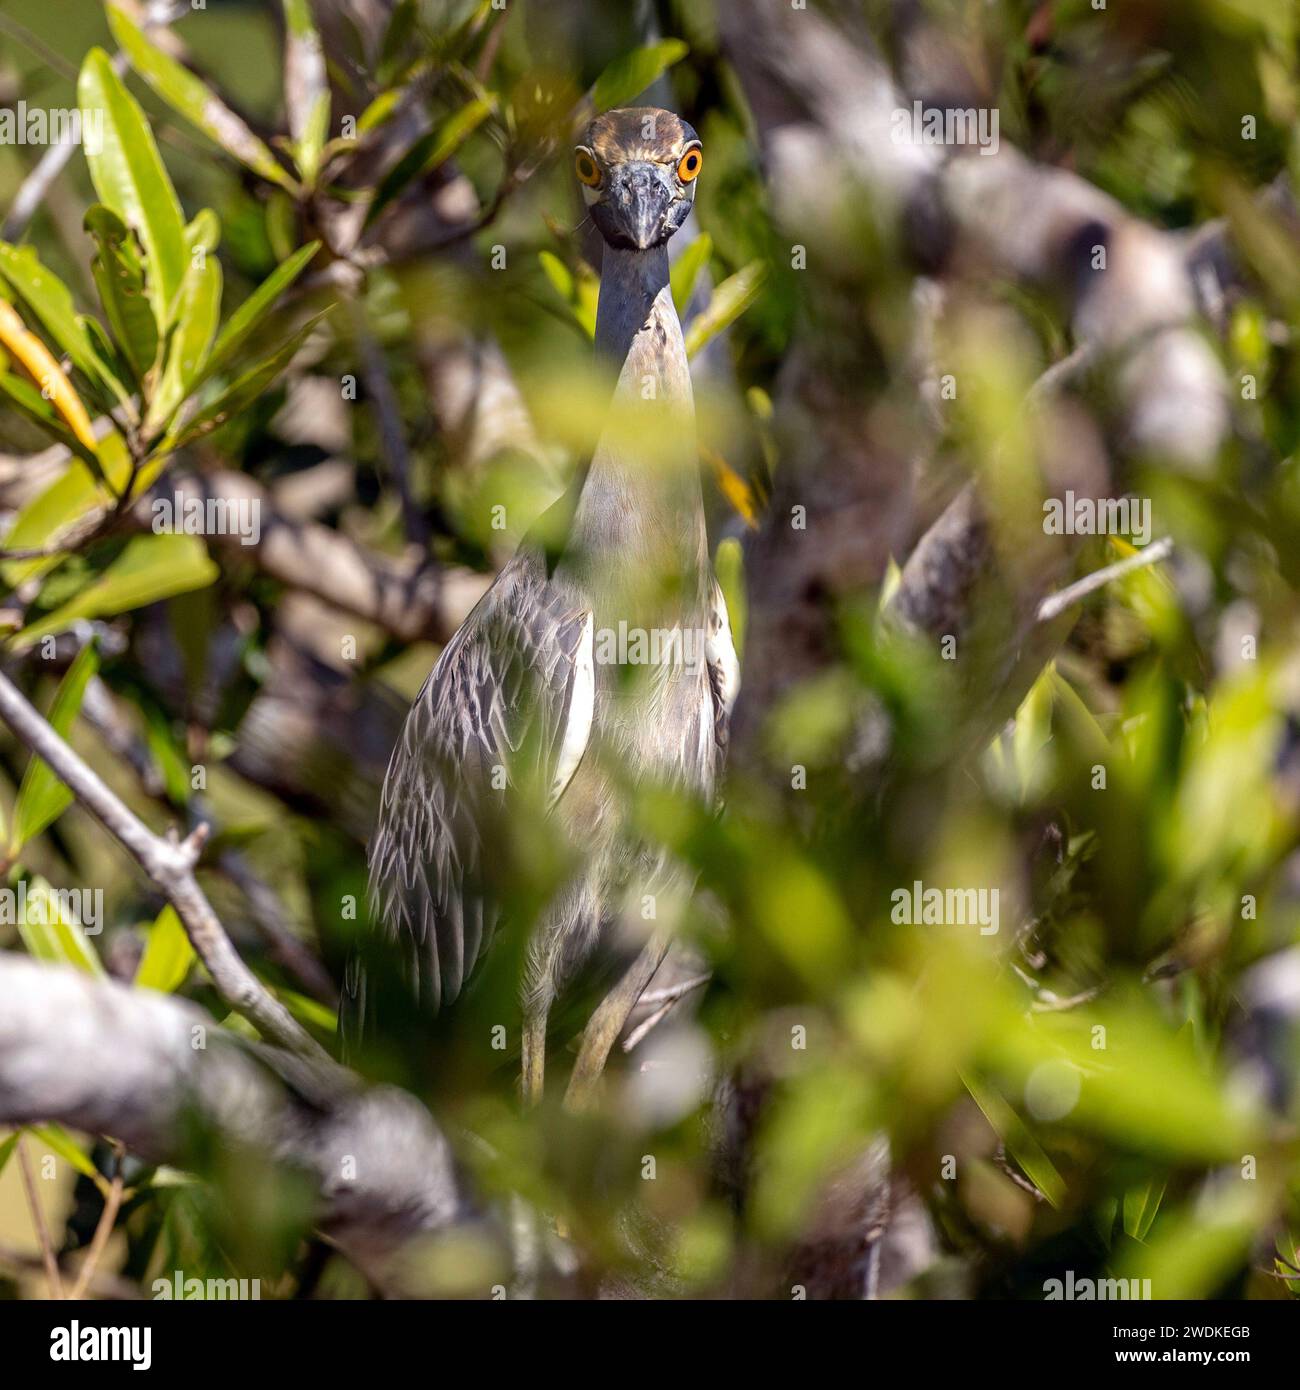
353 108 738 1099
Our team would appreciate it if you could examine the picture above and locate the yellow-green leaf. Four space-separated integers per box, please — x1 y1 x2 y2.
29 1123 100 1179
135 905 196 993
78 47 187 330
146 253 222 437
671 232 712 315
85 205 159 383
592 40 689 113
0 242 128 409
105 6 298 193
192 240 319 398
684 260 767 358
166 313 327 449
13 534 220 650
15 877 105 978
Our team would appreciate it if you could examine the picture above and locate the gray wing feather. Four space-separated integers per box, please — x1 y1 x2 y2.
355 545 591 1029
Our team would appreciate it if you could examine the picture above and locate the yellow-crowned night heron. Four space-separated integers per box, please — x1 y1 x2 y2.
352 108 739 1105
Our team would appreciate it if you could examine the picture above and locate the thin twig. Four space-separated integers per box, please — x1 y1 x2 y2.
1036 536 1174 624
67 1142 125 1300
0 668 325 1062
636 972 712 1007
16 1135 64 1298
622 1000 674 1053
1031 985 1102 1013
0 1238 138 1300
1025 342 1098 408
622 973 712 1052
993 1144 1047 1203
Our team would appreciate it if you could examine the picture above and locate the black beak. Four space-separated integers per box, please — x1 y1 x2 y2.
610 161 676 250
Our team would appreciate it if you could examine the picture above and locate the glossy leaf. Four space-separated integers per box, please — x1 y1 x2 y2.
191 240 319 396
166 313 326 449
105 5 298 192
0 242 128 409
85 204 159 383
146 253 222 437
0 431 140 592
13 534 220 650
78 46 188 329
0 299 102 456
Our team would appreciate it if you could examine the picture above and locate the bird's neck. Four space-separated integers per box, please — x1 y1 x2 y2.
562 241 708 623
594 245 673 367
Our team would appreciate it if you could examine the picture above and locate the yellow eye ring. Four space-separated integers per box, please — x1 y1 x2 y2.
575 151 601 187
677 147 703 183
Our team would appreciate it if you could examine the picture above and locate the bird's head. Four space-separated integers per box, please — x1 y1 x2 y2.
575 107 702 251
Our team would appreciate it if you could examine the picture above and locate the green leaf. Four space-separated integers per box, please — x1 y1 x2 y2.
279 988 338 1033
0 1130 19 1179
537 250 573 302
1012 662 1056 802
282 0 330 184
592 39 689 113
963 1072 1067 1209
684 260 767 358
142 704 192 806
85 204 159 383
357 88 401 136
671 232 712 315
16 877 106 979
0 370 101 471
714 536 746 660
29 1123 100 1179
13 534 220 650
1123 1177 1168 1242
135 905 196 993
537 251 598 340
80 313 135 394
365 97 492 228
166 313 326 449
191 240 318 397
145 252 222 437
377 0 419 83
0 431 139 592
78 46 188 330
184 209 221 258
0 242 128 409
10 641 100 854
105 6 298 193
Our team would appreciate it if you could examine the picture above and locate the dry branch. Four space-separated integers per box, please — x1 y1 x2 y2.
0 955 465 1278
0 666 323 1061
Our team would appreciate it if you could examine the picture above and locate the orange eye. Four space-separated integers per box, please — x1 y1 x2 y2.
575 151 601 187
677 147 703 183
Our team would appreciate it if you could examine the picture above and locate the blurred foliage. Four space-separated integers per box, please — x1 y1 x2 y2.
0 0 1296 1303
